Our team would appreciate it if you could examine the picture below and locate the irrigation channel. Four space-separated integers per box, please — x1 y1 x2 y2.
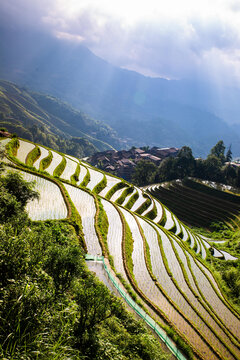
85 254 186 360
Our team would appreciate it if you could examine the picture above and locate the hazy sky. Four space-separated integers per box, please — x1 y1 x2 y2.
1 0 240 85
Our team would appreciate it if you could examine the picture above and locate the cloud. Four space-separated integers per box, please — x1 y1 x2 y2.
1 0 240 85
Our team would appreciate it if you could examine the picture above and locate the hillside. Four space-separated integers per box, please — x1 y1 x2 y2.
1 134 240 360
0 80 121 157
1 28 240 156
147 179 240 230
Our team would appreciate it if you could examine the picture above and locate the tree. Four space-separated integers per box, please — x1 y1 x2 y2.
1 172 39 208
175 146 195 178
44 244 83 293
203 155 223 182
209 140 226 165
225 145 232 162
131 160 157 186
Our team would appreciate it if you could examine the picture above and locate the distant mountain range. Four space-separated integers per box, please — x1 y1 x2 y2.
1 27 240 157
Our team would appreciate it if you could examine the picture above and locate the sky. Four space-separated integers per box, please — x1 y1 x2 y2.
1 0 240 85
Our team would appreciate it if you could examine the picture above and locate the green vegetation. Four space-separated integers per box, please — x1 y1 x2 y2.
150 179 240 230
39 150 53 171
135 195 151 215
125 190 139 210
25 145 41 167
80 167 90 187
145 201 158 221
53 156 67 178
0 80 119 157
0 166 171 360
123 218 135 281
132 141 240 188
70 163 80 185
197 226 240 310
131 160 158 186
116 186 134 205
6 137 19 157
95 197 109 256
105 181 127 200
93 174 107 194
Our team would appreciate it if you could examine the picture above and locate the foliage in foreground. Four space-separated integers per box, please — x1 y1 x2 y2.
0 169 170 360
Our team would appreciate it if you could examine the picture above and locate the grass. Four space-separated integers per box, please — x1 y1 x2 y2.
116 186 134 205
135 195 152 215
125 190 139 210
80 167 90 188
145 201 157 221
70 163 80 185
6 137 19 157
25 145 41 167
105 181 127 200
93 175 107 194
53 156 67 178
95 196 109 256
39 151 53 171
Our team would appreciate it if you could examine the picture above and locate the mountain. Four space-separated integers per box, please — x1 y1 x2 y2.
0 80 121 157
1 27 240 156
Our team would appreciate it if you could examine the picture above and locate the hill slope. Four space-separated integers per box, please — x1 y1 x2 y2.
0 80 121 157
1 135 240 360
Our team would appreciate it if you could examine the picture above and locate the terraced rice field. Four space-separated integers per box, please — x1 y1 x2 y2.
122 188 138 207
101 199 129 282
60 157 78 181
148 180 240 230
110 186 127 202
85 165 104 191
17 139 35 164
64 184 102 255
123 210 220 360
33 145 49 169
5 167 68 220
2 137 240 360
141 198 154 216
163 206 175 230
131 188 148 212
44 150 63 176
77 164 88 185
99 175 121 197
152 198 163 223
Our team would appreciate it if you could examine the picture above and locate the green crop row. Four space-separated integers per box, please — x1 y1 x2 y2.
25 145 41 167
39 151 53 171
93 175 107 194
6 137 19 157
116 186 134 205
145 201 157 220
125 190 139 210
53 156 66 178
70 163 80 185
79 167 90 188
95 196 109 257
105 181 127 200
135 195 152 215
